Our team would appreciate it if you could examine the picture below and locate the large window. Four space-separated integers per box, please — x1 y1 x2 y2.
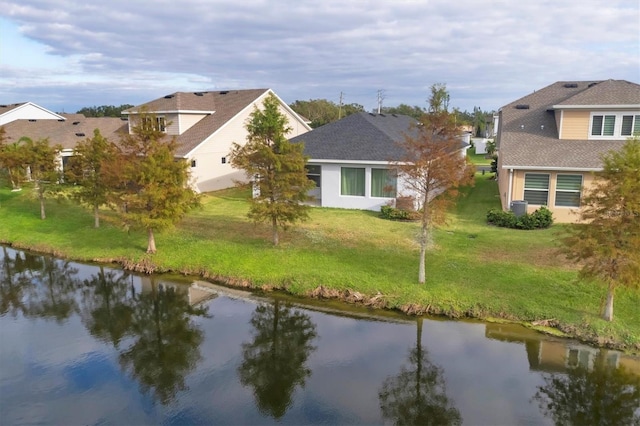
555 174 582 207
340 167 365 196
590 112 640 138
371 168 397 198
523 173 549 205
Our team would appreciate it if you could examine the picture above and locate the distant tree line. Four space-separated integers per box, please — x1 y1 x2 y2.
75 104 134 117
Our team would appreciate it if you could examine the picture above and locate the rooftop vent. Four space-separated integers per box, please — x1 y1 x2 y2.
194 92 204 96
588 82 598 88
0 105 7 108
515 104 530 110
75 132 85 137
164 94 175 99
120 117 128 120
563 83 578 88
57 119 65 122
72 121 80 125
219 91 229 95
28 119 36 122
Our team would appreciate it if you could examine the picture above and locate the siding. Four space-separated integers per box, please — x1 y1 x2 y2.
178 113 208 134
559 110 590 139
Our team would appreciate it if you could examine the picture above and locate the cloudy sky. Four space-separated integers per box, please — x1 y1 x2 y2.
1 0 638 114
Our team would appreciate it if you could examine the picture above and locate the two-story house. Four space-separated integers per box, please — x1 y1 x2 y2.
123 89 311 192
496 80 640 223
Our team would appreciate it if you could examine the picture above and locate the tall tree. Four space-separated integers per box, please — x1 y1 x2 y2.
289 99 364 128
381 104 425 119
395 84 474 283
65 129 120 228
230 93 315 246
116 112 200 253
379 318 462 425
0 126 28 190
561 137 640 321
21 137 63 219
238 300 317 419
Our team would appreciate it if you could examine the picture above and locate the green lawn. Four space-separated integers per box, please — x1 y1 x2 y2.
467 146 493 165
1 175 638 352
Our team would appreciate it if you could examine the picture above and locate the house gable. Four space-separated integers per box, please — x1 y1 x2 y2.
0 102 66 126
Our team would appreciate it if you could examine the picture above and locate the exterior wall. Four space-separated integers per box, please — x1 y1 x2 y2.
189 92 310 193
507 169 596 223
0 103 63 125
163 113 179 135
559 110 590 139
312 162 415 211
497 156 510 210
178 113 207 134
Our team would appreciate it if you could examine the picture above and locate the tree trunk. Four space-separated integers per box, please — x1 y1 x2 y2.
272 216 279 246
418 222 427 283
93 204 100 228
147 228 157 254
39 188 46 220
602 284 614 322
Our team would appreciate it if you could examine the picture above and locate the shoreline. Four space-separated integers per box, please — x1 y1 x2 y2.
4 239 638 355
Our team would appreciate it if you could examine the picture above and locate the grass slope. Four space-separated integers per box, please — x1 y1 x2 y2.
1 175 638 351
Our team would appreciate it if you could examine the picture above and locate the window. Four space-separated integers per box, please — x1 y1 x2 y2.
340 167 365 196
523 173 549 205
555 174 582 207
590 112 640 138
591 115 615 136
306 165 321 188
371 168 397 198
621 115 640 136
156 117 166 132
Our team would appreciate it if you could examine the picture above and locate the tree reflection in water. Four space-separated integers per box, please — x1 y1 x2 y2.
533 350 640 425
0 246 38 317
118 277 209 405
379 318 462 426
79 266 134 349
238 299 317 419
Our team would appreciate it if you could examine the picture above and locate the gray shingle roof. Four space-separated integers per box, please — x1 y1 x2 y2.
2 115 128 150
498 80 640 169
290 112 419 162
125 89 270 156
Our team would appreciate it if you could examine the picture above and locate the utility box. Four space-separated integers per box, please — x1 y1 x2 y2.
510 200 528 217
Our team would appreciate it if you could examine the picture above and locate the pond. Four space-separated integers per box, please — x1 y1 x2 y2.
1 246 639 425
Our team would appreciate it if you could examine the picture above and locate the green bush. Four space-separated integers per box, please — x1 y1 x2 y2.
486 206 553 229
380 205 420 221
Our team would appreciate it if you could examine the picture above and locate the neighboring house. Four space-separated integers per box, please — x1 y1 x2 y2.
123 89 311 192
496 79 640 223
1 114 128 169
0 102 66 126
290 112 469 211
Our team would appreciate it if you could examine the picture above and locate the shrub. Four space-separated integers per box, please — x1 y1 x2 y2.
486 206 553 230
380 205 420 221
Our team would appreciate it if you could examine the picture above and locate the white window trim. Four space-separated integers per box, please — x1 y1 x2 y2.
554 174 582 209
589 111 640 140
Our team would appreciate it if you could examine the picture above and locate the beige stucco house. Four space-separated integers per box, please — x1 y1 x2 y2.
496 80 640 223
123 89 312 192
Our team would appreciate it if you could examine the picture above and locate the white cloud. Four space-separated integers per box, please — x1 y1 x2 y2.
0 0 638 113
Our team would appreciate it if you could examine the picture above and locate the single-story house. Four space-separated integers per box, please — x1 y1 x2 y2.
496 79 640 223
290 112 469 211
123 89 311 192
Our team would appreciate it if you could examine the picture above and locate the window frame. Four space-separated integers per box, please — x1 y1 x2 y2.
370 168 397 198
340 167 365 197
305 165 321 189
554 174 582 208
589 111 640 139
523 173 550 206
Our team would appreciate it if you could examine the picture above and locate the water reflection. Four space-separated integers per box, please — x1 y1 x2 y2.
119 277 210 405
379 318 462 426
533 351 640 425
238 299 318 419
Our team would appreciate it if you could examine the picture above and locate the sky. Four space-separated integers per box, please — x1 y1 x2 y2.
1 0 639 115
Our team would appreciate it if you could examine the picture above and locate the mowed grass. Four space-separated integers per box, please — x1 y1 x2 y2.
1 175 638 350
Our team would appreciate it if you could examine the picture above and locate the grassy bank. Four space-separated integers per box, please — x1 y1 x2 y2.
1 175 638 352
